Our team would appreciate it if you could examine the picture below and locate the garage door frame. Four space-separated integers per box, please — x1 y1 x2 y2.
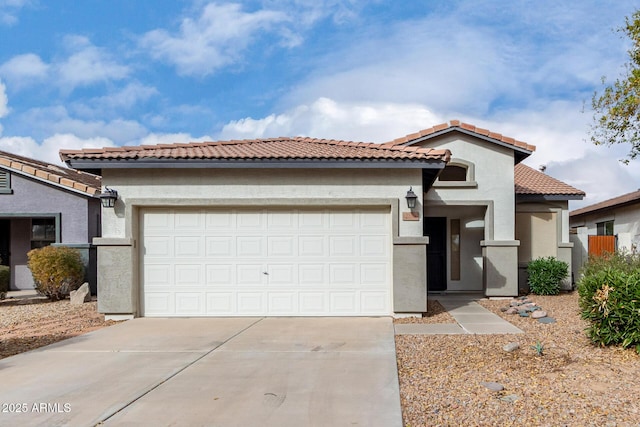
128 198 401 317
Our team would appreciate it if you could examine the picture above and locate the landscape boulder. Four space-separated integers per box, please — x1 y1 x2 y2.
70 282 91 304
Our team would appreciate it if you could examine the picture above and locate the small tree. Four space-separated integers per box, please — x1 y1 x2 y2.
591 9 640 163
27 246 84 301
527 256 568 295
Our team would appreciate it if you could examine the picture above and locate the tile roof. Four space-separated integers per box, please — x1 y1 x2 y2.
0 150 101 197
59 137 451 163
383 120 537 152
514 164 585 197
570 189 640 217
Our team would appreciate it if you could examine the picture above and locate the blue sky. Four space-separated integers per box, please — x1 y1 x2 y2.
1 0 640 208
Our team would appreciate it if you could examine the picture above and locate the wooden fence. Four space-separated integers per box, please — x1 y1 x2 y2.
588 235 616 257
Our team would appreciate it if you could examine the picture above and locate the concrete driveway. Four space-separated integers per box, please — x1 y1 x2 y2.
0 317 401 426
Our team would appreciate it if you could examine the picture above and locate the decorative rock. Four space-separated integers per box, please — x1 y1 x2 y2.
506 307 518 315
500 394 520 403
500 306 509 312
531 310 547 319
537 317 556 324
70 282 91 305
518 311 529 317
481 382 504 392
503 342 520 352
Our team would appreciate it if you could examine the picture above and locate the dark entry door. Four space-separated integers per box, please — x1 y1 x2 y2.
0 220 9 266
424 217 446 292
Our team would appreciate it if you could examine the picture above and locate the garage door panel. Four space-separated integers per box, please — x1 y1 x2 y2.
174 264 202 286
237 236 263 257
267 264 297 285
205 236 234 257
205 211 235 229
236 264 265 285
141 207 391 316
175 292 204 315
268 292 297 314
298 236 325 256
175 236 202 258
206 265 234 285
237 292 265 314
329 236 357 256
144 264 172 287
267 236 297 257
206 293 235 314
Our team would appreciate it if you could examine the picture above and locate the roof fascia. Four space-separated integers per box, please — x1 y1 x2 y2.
64 158 447 170
516 194 584 202
570 199 640 218
0 165 99 198
400 127 533 159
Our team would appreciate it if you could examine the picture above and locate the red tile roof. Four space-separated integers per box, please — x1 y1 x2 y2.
570 189 640 217
383 120 537 152
0 150 101 197
514 164 585 197
60 137 451 163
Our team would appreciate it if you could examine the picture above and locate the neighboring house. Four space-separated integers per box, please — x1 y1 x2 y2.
60 120 584 319
570 189 640 279
0 150 102 293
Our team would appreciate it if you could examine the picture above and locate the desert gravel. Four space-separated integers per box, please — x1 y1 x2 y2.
0 297 117 359
395 292 640 426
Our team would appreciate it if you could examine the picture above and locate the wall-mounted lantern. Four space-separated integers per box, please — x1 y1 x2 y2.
99 188 118 208
405 187 418 209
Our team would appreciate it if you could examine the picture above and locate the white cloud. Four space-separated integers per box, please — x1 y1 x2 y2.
0 0 31 26
0 53 49 89
139 2 288 76
56 35 130 90
0 133 116 166
0 79 8 118
137 132 213 146
220 97 442 142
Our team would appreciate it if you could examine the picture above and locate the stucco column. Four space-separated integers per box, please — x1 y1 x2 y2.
482 240 520 297
93 237 136 320
393 236 429 313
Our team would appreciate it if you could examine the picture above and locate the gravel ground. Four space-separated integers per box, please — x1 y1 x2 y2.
0 296 117 359
395 292 640 426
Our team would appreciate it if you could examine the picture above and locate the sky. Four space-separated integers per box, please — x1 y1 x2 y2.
1 0 640 209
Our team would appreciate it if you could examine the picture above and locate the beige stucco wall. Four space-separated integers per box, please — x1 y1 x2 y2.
421 134 516 241
101 168 424 239
570 203 640 253
516 212 557 262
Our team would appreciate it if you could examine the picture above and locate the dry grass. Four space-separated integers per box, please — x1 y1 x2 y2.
395 292 640 426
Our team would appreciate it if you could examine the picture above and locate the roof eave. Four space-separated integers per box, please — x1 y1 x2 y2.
517 194 585 202
570 198 640 218
401 127 534 160
0 165 100 198
64 158 448 170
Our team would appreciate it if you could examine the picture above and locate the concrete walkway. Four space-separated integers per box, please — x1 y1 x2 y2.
0 317 401 427
394 295 523 335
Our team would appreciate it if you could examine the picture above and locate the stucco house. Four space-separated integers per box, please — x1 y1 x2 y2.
60 120 584 319
570 189 640 279
0 150 102 292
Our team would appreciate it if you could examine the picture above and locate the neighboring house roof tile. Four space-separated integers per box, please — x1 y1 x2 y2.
385 120 537 153
514 164 585 197
570 189 640 217
0 150 101 197
59 137 452 163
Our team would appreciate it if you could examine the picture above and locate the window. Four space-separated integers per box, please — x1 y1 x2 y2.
597 220 614 236
434 159 477 188
0 171 11 194
450 219 461 281
439 165 467 182
31 218 56 249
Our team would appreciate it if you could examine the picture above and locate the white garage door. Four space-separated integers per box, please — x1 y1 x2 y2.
141 207 392 316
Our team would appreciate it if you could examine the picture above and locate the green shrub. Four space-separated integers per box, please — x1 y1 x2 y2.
27 246 84 301
527 256 568 295
578 252 640 353
0 265 9 293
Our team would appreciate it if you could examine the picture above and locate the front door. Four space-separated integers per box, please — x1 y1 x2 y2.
0 220 9 267
424 217 446 292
